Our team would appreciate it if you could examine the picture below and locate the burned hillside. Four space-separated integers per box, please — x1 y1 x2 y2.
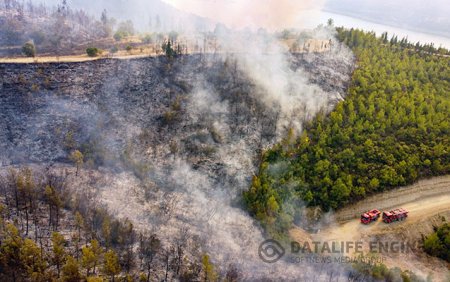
0 49 354 279
0 53 352 167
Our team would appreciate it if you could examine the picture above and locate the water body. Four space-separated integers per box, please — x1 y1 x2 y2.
302 10 450 49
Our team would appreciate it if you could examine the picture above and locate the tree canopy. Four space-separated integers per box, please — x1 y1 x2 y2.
244 28 450 237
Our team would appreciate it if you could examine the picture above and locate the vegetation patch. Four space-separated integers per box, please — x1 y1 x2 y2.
423 222 450 262
22 41 36 57
244 28 450 237
86 47 101 57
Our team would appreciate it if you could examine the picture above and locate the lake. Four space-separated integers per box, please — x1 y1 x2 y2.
302 10 450 49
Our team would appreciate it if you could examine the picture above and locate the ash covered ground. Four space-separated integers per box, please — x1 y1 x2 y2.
0 48 355 279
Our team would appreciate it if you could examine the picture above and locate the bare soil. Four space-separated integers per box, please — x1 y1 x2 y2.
0 52 158 64
334 175 450 222
291 175 450 281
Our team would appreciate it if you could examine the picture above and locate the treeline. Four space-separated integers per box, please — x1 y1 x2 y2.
0 167 238 281
423 222 450 262
244 28 450 236
342 29 450 56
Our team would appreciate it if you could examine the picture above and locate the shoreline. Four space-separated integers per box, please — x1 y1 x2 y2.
322 9 450 39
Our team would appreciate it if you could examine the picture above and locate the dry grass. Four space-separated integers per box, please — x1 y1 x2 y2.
0 52 158 64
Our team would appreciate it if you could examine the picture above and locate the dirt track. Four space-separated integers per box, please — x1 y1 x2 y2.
334 175 450 222
0 53 155 63
313 175 450 244
315 193 450 242
291 175 450 281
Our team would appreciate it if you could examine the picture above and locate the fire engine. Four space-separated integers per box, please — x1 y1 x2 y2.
382 208 408 223
360 209 381 224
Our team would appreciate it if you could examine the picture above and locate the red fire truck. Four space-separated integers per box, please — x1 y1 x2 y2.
382 208 408 223
360 209 381 224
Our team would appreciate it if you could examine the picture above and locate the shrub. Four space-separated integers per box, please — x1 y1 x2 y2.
22 41 36 57
113 31 127 42
423 223 450 262
86 47 100 57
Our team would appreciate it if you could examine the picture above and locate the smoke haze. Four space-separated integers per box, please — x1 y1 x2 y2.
1 0 357 280
162 0 324 30
88 26 354 279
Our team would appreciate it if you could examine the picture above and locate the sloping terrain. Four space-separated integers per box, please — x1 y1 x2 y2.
0 53 352 166
0 50 354 279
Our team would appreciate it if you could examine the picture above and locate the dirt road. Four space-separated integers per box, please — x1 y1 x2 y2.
0 53 157 64
313 175 450 243
334 175 450 222
318 193 450 242
291 176 450 281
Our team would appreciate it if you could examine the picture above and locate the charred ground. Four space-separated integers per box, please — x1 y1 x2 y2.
0 53 352 168
0 51 356 281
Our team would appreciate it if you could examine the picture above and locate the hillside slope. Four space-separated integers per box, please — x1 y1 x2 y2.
0 49 354 279
244 29 450 238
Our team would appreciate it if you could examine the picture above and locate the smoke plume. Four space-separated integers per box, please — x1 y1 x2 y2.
162 0 325 30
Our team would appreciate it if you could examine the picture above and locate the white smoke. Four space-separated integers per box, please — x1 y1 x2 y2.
1 1 354 280
92 26 354 280
162 0 325 30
